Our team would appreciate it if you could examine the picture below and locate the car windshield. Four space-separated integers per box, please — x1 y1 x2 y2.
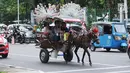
0 27 6 33
114 24 126 33
97 25 103 33
23 26 33 31
65 21 82 28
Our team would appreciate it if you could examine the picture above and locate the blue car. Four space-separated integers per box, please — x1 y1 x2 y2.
91 22 128 52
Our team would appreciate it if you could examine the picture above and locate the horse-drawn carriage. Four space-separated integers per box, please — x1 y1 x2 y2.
35 18 100 66
36 19 74 63
33 3 100 65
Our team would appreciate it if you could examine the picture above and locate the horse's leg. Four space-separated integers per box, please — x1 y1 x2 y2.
82 48 86 65
74 46 80 63
86 48 92 66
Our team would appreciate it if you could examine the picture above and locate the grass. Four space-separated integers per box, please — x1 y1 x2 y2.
0 71 7 73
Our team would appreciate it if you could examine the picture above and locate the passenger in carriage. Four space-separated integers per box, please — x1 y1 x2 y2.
51 19 62 42
41 21 51 35
60 22 70 42
61 22 69 32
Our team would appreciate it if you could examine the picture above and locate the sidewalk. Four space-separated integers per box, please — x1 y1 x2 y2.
0 65 44 73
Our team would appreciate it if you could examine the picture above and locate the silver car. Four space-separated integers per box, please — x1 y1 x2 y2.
19 24 36 43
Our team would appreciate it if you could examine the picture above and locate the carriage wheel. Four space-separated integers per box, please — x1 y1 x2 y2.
106 48 111 52
39 49 49 63
63 50 73 62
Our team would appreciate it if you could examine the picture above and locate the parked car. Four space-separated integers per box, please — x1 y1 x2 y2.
7 24 36 44
19 24 36 43
0 35 9 58
0 24 8 38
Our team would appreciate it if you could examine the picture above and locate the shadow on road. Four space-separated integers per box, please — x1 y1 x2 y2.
0 57 3 59
41 61 91 68
0 57 10 60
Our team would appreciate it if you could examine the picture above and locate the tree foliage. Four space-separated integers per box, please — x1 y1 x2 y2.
0 0 130 23
0 0 32 23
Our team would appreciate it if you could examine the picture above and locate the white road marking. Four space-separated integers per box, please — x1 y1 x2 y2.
106 70 130 73
46 66 130 73
89 63 118 67
9 53 119 67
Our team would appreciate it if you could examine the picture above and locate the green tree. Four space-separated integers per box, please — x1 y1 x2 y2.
0 0 33 23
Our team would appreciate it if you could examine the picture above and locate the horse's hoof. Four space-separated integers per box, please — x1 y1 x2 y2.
82 62 85 66
65 61 68 64
77 60 80 63
89 63 92 66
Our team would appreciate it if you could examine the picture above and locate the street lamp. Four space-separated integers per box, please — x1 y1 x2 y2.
124 0 128 25
17 0 19 24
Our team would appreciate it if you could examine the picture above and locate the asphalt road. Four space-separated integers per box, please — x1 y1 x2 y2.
0 44 130 73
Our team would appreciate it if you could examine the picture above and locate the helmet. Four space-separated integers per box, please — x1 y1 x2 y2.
92 27 99 33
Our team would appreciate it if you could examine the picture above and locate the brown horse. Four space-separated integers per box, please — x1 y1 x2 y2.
70 26 100 66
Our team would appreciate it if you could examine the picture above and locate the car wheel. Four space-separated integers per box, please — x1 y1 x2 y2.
91 45 96 51
25 38 30 44
39 49 49 63
119 47 127 53
106 48 111 52
20 38 24 44
2 54 8 58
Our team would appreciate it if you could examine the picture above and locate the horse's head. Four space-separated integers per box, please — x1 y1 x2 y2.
90 27 100 44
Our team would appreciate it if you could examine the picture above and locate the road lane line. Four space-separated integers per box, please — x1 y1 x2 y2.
46 66 130 73
105 70 130 73
89 63 118 67
9 53 120 67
